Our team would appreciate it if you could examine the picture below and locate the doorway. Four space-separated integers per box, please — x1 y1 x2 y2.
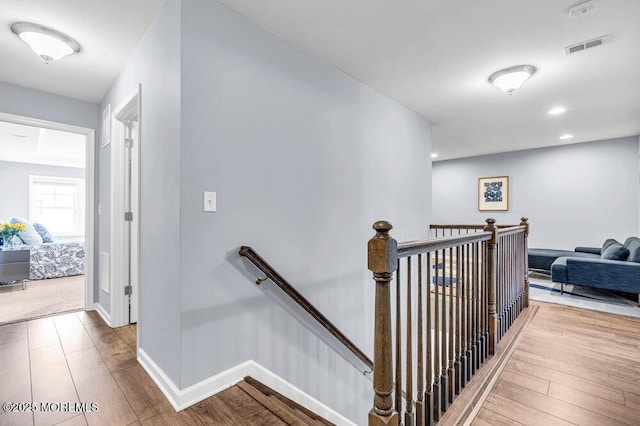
0 112 96 323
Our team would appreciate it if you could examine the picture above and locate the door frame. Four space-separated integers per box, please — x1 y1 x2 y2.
110 85 141 328
0 112 96 310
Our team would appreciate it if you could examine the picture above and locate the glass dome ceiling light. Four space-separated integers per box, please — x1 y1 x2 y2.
488 65 537 95
11 22 80 64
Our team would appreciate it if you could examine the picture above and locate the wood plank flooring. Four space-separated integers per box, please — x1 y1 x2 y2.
3 301 637 425
0 311 333 426
473 301 640 426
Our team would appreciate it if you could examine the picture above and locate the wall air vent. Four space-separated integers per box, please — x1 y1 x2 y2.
565 35 609 55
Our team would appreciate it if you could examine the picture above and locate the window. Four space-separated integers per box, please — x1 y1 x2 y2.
29 176 85 237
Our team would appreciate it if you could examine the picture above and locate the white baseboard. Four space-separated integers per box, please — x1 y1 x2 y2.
244 361 356 426
136 350 355 426
137 349 251 412
138 349 181 410
93 302 112 327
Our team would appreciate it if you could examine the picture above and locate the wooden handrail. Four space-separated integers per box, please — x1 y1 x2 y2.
430 224 485 230
239 246 373 374
497 224 527 236
430 224 521 230
398 232 492 258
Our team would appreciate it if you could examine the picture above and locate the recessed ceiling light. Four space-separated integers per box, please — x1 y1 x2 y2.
11 22 80 63
548 107 566 115
559 134 574 140
488 65 537 95
431 153 438 158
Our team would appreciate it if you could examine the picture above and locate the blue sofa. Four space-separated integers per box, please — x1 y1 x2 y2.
528 248 599 272
529 237 640 306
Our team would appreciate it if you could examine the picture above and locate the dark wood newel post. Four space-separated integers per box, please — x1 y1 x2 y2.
483 218 498 355
368 221 399 426
520 217 530 307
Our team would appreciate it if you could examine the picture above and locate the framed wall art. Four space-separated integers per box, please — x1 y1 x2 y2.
478 176 509 211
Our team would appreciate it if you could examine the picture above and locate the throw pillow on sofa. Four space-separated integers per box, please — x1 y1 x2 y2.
601 238 619 253
33 223 55 243
601 241 629 261
624 237 640 263
10 217 43 245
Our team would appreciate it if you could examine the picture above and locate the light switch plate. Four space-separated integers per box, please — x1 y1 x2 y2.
203 191 216 212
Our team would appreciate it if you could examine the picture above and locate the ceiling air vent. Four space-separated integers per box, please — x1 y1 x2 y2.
565 35 609 55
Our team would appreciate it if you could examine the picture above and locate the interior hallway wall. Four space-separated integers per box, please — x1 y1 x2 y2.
178 0 432 423
99 0 432 421
0 82 99 130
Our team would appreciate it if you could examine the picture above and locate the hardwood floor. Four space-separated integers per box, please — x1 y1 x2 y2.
2 302 637 425
0 311 333 426
473 301 640 426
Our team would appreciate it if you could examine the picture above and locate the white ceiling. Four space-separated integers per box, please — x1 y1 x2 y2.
0 121 86 168
1 0 638 160
216 0 640 160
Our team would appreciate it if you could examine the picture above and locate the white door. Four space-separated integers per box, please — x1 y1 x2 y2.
111 86 140 326
124 119 139 323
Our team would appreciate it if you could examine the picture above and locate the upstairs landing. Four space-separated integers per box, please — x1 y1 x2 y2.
0 310 334 425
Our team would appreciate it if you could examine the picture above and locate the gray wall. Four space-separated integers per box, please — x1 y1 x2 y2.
0 160 85 221
432 136 639 249
0 82 99 130
99 0 432 422
99 0 182 382
178 1 431 423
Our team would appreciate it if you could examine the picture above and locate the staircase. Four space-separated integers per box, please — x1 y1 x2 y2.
239 218 530 425
192 376 334 425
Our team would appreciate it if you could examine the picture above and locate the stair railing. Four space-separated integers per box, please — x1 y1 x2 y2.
430 223 525 238
368 218 529 426
239 246 373 374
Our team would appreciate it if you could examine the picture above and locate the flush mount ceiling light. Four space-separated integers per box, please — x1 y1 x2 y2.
548 106 566 115
431 153 438 158
488 65 537 95
559 134 574 140
11 22 80 63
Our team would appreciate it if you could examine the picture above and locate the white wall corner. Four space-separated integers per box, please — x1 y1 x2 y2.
93 302 112 327
137 348 189 411
136 351 356 426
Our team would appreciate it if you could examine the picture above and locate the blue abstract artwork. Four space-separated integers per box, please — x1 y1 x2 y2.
483 181 503 202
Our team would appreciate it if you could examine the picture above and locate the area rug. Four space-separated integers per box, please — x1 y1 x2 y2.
0 275 84 325
529 272 640 319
